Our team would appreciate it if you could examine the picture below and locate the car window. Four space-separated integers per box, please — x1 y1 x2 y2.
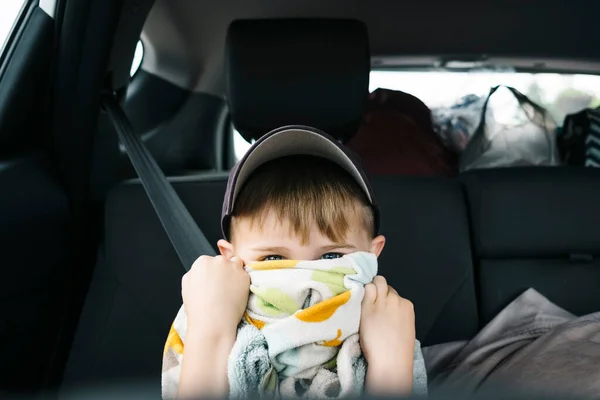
370 70 600 124
130 40 144 77
232 70 600 161
233 125 253 162
0 0 26 54
2 2 143 76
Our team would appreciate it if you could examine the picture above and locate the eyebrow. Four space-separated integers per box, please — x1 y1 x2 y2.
250 246 290 254
319 244 357 251
250 244 357 253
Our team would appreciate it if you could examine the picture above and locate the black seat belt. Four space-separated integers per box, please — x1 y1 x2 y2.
102 92 216 271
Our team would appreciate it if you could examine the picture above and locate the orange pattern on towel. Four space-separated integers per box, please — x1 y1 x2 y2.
317 329 343 347
295 291 351 323
244 312 266 330
164 324 184 356
248 259 298 270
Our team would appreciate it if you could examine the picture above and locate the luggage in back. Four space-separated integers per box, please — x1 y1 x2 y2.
559 107 600 167
347 88 459 177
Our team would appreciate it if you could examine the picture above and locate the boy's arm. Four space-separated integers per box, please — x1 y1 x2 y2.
177 327 236 398
365 340 414 396
176 255 250 399
360 276 419 397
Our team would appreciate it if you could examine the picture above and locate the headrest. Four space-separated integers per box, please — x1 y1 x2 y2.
225 19 370 143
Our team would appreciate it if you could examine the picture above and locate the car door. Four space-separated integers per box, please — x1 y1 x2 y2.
0 0 74 395
0 0 158 395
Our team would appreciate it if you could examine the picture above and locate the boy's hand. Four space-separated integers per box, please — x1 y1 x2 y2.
178 256 249 398
360 275 416 395
181 255 250 335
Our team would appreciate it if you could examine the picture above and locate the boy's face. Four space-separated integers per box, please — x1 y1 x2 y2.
218 208 385 263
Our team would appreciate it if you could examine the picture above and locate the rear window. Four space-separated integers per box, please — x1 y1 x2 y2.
371 70 600 124
233 70 600 160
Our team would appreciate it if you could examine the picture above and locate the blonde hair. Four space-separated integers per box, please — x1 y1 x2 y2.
231 155 374 245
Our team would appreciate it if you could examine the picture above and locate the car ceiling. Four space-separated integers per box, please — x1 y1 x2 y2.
136 0 600 96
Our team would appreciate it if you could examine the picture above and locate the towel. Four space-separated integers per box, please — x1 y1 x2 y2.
162 252 428 399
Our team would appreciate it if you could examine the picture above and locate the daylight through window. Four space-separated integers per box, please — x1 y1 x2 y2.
0 0 25 54
233 70 600 161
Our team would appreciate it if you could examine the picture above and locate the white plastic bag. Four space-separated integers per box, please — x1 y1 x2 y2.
432 94 492 154
459 85 559 172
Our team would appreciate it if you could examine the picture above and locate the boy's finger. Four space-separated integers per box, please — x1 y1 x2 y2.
373 276 389 299
181 272 188 288
363 283 377 305
230 256 244 267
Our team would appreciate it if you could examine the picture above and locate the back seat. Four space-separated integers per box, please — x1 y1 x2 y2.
62 18 479 389
62 18 600 391
64 178 479 390
64 166 600 389
463 167 600 324
372 175 478 345
62 174 229 389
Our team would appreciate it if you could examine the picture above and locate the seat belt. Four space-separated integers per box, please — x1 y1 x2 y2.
101 91 216 271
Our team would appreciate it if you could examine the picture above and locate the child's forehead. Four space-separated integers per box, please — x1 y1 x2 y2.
230 207 369 242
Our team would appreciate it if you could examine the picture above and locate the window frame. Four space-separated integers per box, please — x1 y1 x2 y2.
0 0 34 80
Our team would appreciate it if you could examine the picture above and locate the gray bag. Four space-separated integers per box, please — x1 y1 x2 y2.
460 85 559 171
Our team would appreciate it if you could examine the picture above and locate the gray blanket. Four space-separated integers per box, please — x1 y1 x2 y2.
423 288 600 398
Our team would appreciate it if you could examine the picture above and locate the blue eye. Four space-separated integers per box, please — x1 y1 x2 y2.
263 255 284 261
321 253 343 260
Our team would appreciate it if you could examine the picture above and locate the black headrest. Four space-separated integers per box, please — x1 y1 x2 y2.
225 19 370 143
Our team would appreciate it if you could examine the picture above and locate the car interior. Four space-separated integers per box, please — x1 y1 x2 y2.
2 0 600 398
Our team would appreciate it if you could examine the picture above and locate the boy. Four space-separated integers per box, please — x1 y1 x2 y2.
175 126 426 398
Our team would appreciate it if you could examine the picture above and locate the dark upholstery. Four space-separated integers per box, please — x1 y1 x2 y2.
0 156 70 392
372 175 478 345
226 19 370 143
62 174 228 389
63 172 478 388
64 165 600 389
463 167 600 324
63 17 600 394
